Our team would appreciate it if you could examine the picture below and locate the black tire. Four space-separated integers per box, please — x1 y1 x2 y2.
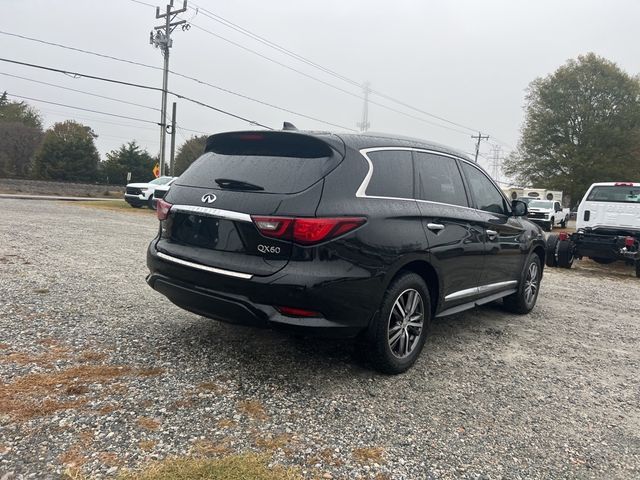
560 218 566 228
542 222 551 232
130 204 142 209
147 196 155 210
503 254 542 314
557 240 574 268
546 234 559 267
549 218 554 231
636 261 640 278
590 257 616 265
365 272 431 374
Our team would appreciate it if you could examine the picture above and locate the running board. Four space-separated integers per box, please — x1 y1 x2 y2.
435 288 517 318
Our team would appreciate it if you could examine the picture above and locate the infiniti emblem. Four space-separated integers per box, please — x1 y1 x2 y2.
201 193 217 204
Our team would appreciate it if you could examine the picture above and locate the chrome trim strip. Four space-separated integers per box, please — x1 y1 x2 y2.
356 147 480 213
170 204 252 223
444 286 479 301
478 280 517 293
445 280 518 302
157 252 253 279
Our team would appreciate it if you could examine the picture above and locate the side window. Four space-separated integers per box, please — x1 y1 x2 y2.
554 202 561 211
365 150 413 199
413 152 468 207
461 163 508 215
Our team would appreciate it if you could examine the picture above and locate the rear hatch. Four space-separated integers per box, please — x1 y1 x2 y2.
577 183 640 232
155 131 345 277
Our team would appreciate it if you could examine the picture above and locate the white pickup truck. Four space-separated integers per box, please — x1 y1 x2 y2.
525 199 570 231
546 182 640 277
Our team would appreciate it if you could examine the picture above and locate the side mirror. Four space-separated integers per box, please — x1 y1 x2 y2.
512 200 528 217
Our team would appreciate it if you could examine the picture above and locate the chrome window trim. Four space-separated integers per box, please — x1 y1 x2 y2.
444 280 518 302
170 204 252 223
356 147 479 212
157 252 253 279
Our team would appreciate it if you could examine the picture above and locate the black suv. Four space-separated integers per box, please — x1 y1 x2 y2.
147 130 545 373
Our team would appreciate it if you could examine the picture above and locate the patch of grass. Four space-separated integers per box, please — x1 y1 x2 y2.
136 417 161 430
78 351 108 362
192 439 231 457
98 403 119 415
0 361 162 421
197 381 227 394
255 433 294 451
73 200 154 214
137 367 165 377
216 418 236 429
118 453 303 480
237 399 268 421
138 440 157 452
352 446 385 464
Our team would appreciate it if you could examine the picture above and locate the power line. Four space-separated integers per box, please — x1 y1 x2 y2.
0 71 160 112
0 29 356 132
0 57 272 129
186 4 480 134
182 20 475 136
6 93 160 124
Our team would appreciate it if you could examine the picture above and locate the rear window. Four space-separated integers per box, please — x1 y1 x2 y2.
586 185 640 203
177 132 341 194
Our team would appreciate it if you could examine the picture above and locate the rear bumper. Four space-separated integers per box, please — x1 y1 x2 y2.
572 232 639 261
146 242 378 337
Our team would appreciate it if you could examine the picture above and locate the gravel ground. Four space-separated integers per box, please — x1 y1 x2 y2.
1 199 639 479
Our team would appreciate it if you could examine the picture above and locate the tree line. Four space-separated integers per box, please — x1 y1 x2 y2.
0 91 207 185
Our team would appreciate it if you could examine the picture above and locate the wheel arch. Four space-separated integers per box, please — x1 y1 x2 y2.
383 257 440 316
532 244 546 274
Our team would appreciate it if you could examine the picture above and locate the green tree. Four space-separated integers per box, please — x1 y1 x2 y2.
174 135 207 175
34 120 101 182
0 92 44 177
504 53 640 205
102 141 155 184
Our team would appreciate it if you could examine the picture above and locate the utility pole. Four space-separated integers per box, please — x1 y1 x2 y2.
150 0 188 176
169 102 177 177
357 82 371 132
471 132 489 163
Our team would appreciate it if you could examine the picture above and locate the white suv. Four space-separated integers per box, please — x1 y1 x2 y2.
124 176 176 209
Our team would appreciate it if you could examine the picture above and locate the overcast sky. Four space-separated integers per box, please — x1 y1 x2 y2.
2 0 639 176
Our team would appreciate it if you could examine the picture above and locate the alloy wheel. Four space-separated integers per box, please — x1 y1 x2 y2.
387 289 424 358
524 262 539 306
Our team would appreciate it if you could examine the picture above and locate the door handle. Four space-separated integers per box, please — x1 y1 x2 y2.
486 229 498 240
427 223 445 232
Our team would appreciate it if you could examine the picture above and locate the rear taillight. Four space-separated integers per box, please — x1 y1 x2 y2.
615 182 635 186
252 216 366 245
625 236 636 248
559 232 569 241
276 306 322 318
156 198 172 221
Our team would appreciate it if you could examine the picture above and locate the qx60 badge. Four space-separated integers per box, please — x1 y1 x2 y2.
201 193 217 204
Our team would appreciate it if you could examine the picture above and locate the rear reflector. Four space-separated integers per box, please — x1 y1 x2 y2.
252 216 366 245
625 236 636 248
276 306 322 318
559 232 569 241
156 198 172 220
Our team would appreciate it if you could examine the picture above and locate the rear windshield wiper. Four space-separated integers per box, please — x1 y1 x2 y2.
214 178 264 191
